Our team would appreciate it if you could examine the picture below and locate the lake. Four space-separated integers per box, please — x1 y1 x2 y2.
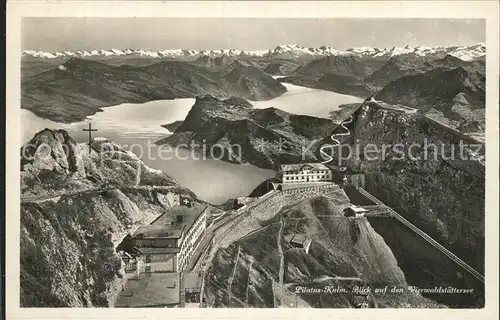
21 83 362 204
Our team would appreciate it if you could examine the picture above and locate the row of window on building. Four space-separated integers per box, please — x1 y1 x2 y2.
284 175 328 181
287 170 330 175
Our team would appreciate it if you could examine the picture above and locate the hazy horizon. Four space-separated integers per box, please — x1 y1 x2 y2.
22 18 485 51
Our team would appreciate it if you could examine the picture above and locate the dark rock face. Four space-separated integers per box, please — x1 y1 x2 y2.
349 104 485 273
222 65 287 100
20 129 198 307
263 59 302 76
21 58 287 123
157 96 336 169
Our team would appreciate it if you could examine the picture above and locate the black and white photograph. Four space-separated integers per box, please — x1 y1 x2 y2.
5 0 499 316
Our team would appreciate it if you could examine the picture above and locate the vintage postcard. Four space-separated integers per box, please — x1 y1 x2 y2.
5 1 499 319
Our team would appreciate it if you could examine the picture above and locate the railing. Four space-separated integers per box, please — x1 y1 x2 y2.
280 183 339 194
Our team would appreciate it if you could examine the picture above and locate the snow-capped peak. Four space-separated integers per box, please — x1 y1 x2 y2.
271 44 353 57
21 43 485 62
447 44 486 61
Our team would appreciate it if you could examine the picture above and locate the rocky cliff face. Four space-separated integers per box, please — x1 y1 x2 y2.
20 129 198 307
348 103 485 273
157 95 336 169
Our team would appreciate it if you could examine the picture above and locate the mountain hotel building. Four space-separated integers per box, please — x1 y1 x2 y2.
130 203 209 274
279 163 332 184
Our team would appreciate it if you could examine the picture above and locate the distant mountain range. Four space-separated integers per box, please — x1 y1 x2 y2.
22 43 485 61
21 42 486 137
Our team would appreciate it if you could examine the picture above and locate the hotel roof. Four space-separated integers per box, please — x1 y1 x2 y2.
133 203 207 240
280 163 330 172
135 247 180 255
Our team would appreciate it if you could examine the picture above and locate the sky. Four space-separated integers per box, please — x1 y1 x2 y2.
22 18 485 51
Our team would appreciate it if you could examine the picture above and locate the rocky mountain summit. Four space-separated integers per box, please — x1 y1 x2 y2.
196 98 486 307
20 129 201 307
205 193 443 308
161 95 485 295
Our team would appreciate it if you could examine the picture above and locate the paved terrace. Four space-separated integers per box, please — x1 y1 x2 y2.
115 272 180 308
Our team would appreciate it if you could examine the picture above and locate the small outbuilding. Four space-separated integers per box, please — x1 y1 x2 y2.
343 206 369 217
287 234 312 254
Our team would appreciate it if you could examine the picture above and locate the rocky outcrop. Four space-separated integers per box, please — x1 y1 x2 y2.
162 121 184 133
157 95 336 169
329 103 363 124
20 129 199 307
21 129 84 176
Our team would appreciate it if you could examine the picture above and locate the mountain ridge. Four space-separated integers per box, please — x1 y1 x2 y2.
21 57 287 123
22 43 485 61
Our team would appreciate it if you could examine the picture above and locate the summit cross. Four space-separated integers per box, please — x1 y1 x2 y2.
82 123 98 153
